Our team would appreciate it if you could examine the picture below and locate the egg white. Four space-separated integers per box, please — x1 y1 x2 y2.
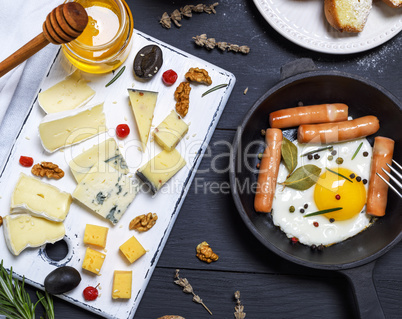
272 138 373 246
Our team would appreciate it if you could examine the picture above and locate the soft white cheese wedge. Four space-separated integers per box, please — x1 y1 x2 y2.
3 214 65 256
69 138 129 183
128 89 158 151
136 149 186 194
73 162 138 225
153 110 188 151
39 103 107 152
38 70 95 113
11 173 72 222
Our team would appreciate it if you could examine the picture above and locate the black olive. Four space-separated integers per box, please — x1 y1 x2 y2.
44 266 81 294
133 45 163 79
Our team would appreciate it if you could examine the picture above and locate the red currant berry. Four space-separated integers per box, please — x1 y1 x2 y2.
83 286 99 301
19 156 34 167
162 69 178 86
116 124 130 138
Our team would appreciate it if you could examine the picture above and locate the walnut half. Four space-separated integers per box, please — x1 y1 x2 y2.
174 82 191 117
31 162 64 179
185 67 212 85
129 213 158 232
196 241 219 263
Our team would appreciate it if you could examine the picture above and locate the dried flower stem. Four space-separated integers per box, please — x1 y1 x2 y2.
234 290 246 319
192 34 250 54
174 269 212 315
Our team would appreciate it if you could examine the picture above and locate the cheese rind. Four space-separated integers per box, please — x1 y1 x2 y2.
69 138 129 183
153 110 188 151
136 149 186 194
39 103 107 153
83 224 109 249
73 162 138 225
128 89 158 151
112 271 132 299
3 214 65 256
11 173 72 222
82 247 106 275
38 70 95 114
119 236 146 263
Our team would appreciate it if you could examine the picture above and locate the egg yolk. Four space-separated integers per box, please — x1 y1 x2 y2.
314 168 366 221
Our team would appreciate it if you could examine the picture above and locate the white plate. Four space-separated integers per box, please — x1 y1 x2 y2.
0 30 235 319
253 0 402 54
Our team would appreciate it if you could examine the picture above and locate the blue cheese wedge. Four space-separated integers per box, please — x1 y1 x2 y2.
153 110 188 151
136 149 186 194
3 214 65 256
39 103 107 152
128 89 158 151
38 70 95 114
73 162 138 225
11 173 72 222
69 138 129 183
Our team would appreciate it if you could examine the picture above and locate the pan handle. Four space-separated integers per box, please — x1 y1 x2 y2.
339 261 384 319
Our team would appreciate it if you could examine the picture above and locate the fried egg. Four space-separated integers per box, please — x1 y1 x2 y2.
271 138 373 246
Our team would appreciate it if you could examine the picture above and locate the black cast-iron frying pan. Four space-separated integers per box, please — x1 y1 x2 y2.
229 60 402 319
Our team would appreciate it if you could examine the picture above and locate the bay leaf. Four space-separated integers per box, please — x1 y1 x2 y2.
280 164 321 190
281 137 298 174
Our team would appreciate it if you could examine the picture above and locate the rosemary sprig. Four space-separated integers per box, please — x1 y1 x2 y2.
304 207 343 217
202 83 228 97
326 167 353 182
37 291 54 319
174 269 212 315
105 66 126 87
352 142 363 160
301 145 333 157
0 260 55 319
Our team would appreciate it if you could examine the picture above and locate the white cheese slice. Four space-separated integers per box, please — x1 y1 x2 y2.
11 173 72 222
153 110 189 151
38 70 95 113
73 162 138 225
128 89 158 151
69 138 129 183
3 214 65 256
39 103 107 153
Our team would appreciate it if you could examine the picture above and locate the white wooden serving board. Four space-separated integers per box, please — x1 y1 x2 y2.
0 30 235 319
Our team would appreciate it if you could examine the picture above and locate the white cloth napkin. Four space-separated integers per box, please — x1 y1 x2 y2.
0 0 61 165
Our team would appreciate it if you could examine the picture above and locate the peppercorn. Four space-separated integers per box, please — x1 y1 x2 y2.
363 179 368 185
317 244 324 251
335 194 341 200
261 129 266 136
300 208 305 214
304 203 308 209
336 157 344 164
289 206 295 213
307 154 313 160
258 153 263 159
256 163 260 169
314 154 320 160
329 218 335 223
356 176 362 182
331 150 337 156
328 155 333 161
311 244 317 251
313 222 319 227
350 173 355 179
363 151 369 157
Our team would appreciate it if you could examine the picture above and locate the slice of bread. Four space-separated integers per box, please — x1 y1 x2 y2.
325 0 372 32
382 0 402 8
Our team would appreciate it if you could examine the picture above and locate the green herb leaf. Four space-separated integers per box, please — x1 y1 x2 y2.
326 167 353 183
280 164 321 190
304 207 343 217
301 145 333 157
281 137 298 174
352 142 363 160
201 84 228 97
105 66 126 87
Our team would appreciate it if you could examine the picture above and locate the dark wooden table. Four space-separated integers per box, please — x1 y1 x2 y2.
25 0 402 318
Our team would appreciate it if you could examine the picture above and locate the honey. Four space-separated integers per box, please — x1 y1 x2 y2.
62 0 133 74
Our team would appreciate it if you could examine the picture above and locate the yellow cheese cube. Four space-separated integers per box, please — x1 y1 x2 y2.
83 224 109 249
112 270 132 299
82 247 106 275
119 236 146 264
153 110 188 151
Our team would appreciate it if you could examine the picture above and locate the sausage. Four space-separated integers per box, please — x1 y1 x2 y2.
269 103 348 129
366 137 395 217
254 128 283 213
297 115 379 144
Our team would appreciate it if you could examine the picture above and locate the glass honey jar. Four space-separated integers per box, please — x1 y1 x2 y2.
62 0 133 74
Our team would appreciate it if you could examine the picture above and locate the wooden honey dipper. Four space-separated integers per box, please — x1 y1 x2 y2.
0 3 88 78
